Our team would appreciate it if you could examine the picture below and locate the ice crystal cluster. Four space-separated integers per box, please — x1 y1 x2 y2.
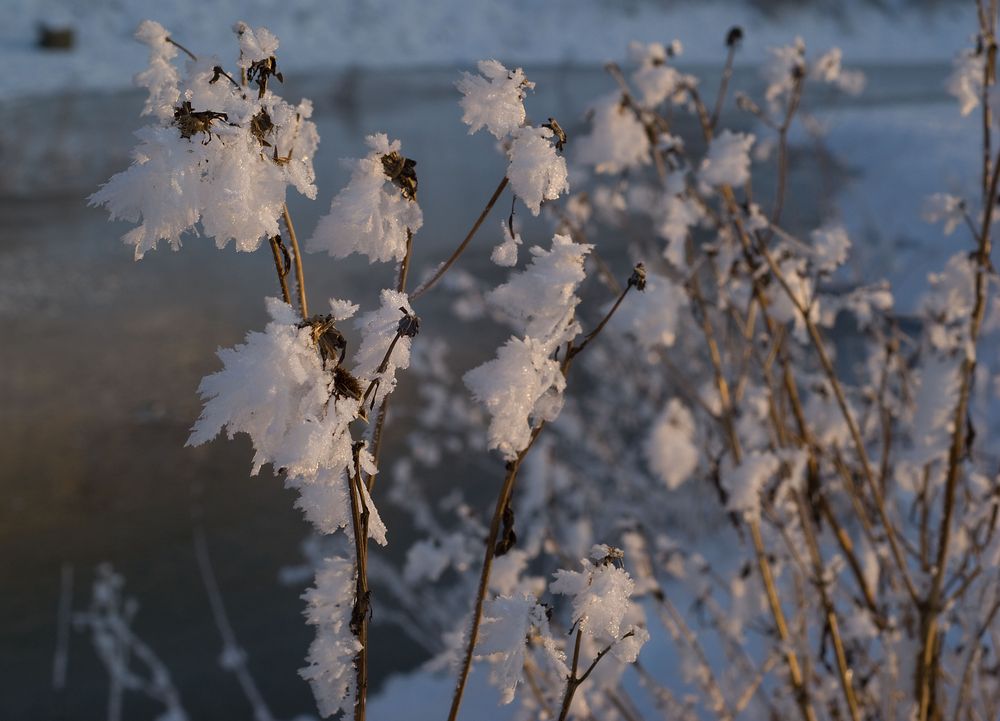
90 21 319 259
457 60 568 216
308 134 423 263
464 234 590 460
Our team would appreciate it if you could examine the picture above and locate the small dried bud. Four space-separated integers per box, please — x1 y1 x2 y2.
249 108 275 147
628 263 647 291
333 366 364 402
593 545 625 566
303 315 348 368
381 151 418 201
397 307 420 338
726 26 744 48
735 92 761 116
542 117 567 152
247 56 283 99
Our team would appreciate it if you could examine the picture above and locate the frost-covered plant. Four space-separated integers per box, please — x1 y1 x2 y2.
90 21 318 260
94 10 1000 721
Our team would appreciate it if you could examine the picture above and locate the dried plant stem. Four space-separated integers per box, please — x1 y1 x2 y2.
446 276 636 721
282 204 308 317
917 138 1000 721
748 519 817 721
794 494 862 721
556 629 632 721
446 427 543 721
687 220 818 721
267 235 292 306
347 447 371 721
411 176 509 300
568 282 634 359
768 76 804 232
710 41 739 130
367 227 415 492
165 36 197 61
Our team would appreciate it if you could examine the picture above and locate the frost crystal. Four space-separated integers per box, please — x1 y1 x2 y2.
575 93 651 174
491 220 523 267
629 41 694 108
698 130 755 188
91 23 319 259
948 47 985 116
352 289 416 408
922 193 965 236
476 593 556 705
234 21 280 69
506 126 569 216
722 452 780 521
300 555 361 719
810 224 851 273
457 60 533 139
551 555 640 646
487 234 590 340
187 298 360 479
133 21 180 121
645 399 698 489
308 134 423 263
464 337 566 460
465 235 590 459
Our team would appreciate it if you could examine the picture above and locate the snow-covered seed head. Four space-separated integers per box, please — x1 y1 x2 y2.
380 151 419 201
396 307 421 338
592 544 625 565
172 101 231 144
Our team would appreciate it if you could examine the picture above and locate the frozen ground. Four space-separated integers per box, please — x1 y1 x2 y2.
3 0 975 99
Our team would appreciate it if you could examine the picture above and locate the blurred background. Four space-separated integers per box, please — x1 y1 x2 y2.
0 1 980 719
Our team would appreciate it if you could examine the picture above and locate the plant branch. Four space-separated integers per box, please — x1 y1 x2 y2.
367 227 415 492
165 36 197 61
267 235 292 306
282 204 308 317
411 176 509 300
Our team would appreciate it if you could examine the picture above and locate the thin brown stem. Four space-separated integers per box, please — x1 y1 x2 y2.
366 227 415 492
267 235 292 306
411 176 509 300
347 446 371 721
281 204 308 317
568 283 633 360
165 36 197 61
918 137 1000 721
710 43 738 130
556 630 633 721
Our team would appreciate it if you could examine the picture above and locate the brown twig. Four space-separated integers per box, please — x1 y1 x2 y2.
367 227 415 492
411 176 509 300
165 36 197 61
282 204 308 317
347 445 371 721
267 235 292 306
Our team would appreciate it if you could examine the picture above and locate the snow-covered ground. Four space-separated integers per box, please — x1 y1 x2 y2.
4 0 975 100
